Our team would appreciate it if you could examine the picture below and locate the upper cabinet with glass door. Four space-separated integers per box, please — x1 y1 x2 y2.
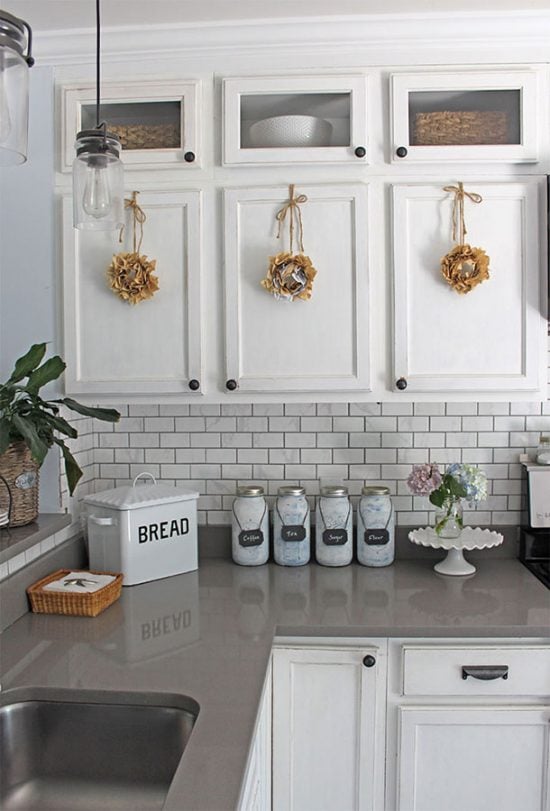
223 75 367 165
390 69 540 163
61 80 201 171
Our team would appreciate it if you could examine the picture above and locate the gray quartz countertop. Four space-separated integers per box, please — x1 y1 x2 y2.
1 558 548 810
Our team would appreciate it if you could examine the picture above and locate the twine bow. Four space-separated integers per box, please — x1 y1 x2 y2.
118 190 147 253
275 184 308 253
443 182 483 245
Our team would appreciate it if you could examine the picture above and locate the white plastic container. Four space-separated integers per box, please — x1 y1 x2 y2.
231 485 269 566
84 473 199 586
357 485 395 567
315 485 353 567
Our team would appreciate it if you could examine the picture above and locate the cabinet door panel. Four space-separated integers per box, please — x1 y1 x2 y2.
224 185 370 393
62 190 202 395
273 647 383 811
397 706 550 811
392 179 546 395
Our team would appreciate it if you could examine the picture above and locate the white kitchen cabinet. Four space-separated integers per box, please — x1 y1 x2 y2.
272 643 386 811
223 184 371 394
238 661 272 811
61 79 201 170
396 706 550 811
387 640 550 811
390 69 541 164
62 189 203 396
223 75 368 165
391 178 547 395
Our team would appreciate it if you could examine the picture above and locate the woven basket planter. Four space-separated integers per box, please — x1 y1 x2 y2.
413 110 509 146
0 441 40 527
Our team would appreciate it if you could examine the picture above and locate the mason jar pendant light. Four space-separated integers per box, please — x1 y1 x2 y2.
73 0 123 230
0 9 34 166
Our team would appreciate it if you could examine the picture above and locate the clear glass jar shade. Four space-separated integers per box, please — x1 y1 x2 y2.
0 46 29 166
72 146 124 231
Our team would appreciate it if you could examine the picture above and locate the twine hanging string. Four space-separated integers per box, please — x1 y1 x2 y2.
275 184 308 253
443 182 483 245
118 191 147 253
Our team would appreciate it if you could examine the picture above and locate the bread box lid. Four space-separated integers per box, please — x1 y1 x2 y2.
84 474 199 512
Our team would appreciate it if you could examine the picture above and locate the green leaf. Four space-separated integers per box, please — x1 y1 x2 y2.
39 412 78 439
0 419 11 456
429 488 446 508
54 438 82 495
447 477 468 499
58 398 120 423
25 356 66 393
7 343 47 384
12 414 49 465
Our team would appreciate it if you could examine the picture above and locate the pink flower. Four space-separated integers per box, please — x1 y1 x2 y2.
406 464 443 497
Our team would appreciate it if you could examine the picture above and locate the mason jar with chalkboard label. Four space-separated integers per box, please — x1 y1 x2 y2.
231 485 269 566
273 485 310 566
357 485 395 567
315 485 353 567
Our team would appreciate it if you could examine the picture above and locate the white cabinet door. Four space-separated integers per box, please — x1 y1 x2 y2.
238 662 272 811
392 179 546 396
224 184 370 393
390 69 541 164
61 80 201 170
272 646 385 811
397 705 550 811
62 190 202 396
223 75 367 165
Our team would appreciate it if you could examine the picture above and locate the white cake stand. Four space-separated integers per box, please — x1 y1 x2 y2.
408 527 504 576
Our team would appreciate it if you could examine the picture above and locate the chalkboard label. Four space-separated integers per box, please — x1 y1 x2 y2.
239 529 264 547
365 529 389 546
323 529 348 546
282 525 306 542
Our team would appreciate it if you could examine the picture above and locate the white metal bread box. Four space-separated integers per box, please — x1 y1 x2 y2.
84 474 199 586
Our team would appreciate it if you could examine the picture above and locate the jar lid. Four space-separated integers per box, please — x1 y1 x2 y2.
362 485 390 496
278 485 306 496
236 485 264 497
320 485 348 497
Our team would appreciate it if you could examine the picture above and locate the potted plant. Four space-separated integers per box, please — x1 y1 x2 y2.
0 343 120 527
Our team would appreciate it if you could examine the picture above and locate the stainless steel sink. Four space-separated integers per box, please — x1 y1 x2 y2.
0 687 199 811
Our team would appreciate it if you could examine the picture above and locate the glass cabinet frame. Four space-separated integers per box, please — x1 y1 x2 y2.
60 79 201 171
390 69 540 163
222 74 368 165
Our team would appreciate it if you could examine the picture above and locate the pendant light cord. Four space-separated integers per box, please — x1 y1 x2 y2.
95 0 101 130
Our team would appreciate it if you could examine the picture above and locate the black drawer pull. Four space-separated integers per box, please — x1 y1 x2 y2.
354 146 366 158
396 146 408 158
362 655 376 668
184 151 196 163
462 665 509 681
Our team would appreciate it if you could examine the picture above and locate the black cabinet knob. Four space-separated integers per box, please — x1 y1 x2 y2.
188 379 200 391
396 377 408 391
184 151 196 163
226 379 237 391
354 146 366 158
363 655 376 668
396 146 408 158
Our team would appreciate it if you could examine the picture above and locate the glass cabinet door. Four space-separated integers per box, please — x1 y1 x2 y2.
391 70 540 163
61 80 200 170
223 75 367 165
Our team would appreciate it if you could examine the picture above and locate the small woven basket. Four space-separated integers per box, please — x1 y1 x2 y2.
109 123 180 150
0 442 39 527
27 569 123 618
413 110 509 146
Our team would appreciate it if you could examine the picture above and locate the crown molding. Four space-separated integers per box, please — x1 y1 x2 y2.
32 11 550 66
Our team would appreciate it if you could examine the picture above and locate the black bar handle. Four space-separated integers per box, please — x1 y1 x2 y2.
462 665 509 681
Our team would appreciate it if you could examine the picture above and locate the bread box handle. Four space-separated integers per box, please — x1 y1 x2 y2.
133 472 158 487
89 515 115 526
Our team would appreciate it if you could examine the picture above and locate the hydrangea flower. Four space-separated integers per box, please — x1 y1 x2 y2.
446 463 488 503
406 464 443 497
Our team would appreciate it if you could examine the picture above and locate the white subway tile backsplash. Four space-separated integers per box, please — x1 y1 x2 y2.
80 398 548 529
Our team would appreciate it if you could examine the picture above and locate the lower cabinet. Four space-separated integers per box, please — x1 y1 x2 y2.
272 639 550 811
238 661 272 811
272 643 387 811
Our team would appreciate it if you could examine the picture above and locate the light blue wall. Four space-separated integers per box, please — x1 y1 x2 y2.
0 65 61 512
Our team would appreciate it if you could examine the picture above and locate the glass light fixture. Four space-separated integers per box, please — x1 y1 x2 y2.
0 9 34 166
73 0 123 230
